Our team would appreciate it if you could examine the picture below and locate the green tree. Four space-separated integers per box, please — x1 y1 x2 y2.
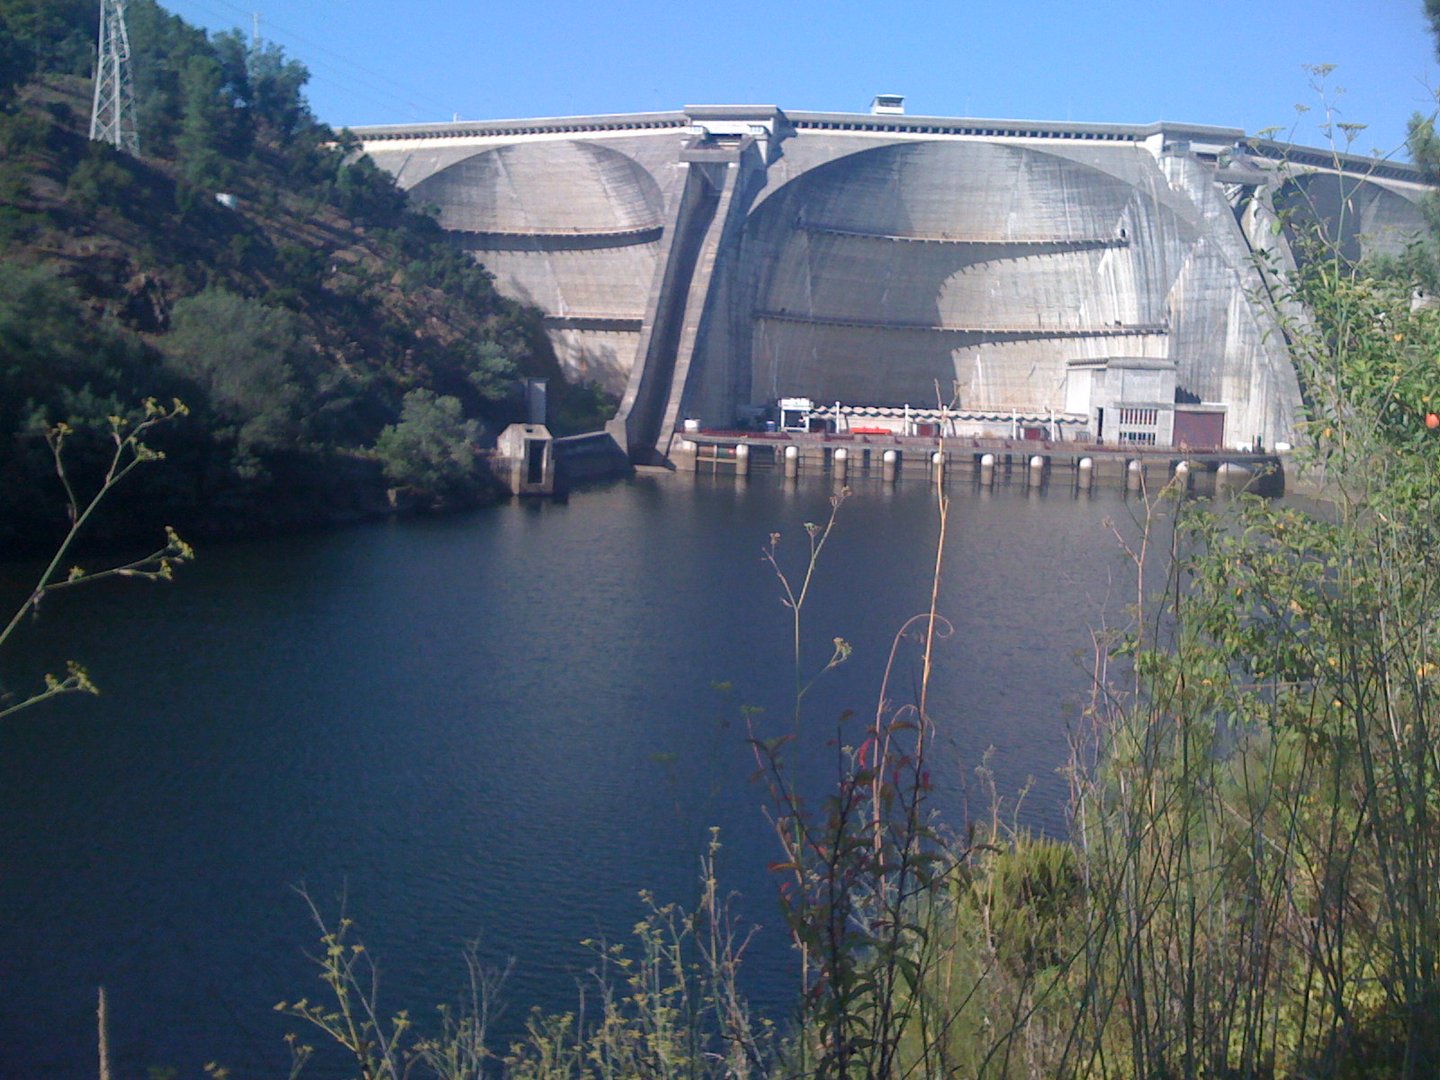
175 51 232 196
374 388 482 499
463 340 517 403
126 0 214 156
209 29 252 115
1394 3 1440 285
0 262 157 431
163 288 307 458
0 0 93 101
246 41 311 140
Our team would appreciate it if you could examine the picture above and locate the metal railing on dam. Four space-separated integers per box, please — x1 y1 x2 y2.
801 225 1132 250
753 311 1169 338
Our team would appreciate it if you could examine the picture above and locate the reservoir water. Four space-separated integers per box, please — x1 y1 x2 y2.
0 471 1157 1076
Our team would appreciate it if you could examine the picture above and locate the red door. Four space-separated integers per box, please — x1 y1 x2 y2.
1173 409 1225 450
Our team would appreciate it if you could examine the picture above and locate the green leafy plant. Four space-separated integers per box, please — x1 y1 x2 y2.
743 472 979 1078
374 388 484 502
281 832 768 1080
1 399 193 721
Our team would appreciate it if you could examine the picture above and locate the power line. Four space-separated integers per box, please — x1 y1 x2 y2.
165 0 457 120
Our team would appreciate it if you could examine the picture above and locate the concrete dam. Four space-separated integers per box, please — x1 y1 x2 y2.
355 102 1432 464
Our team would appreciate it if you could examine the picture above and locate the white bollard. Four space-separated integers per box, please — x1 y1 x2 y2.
1078 457 1094 490
1028 454 1045 486
882 448 898 483
1216 461 1251 493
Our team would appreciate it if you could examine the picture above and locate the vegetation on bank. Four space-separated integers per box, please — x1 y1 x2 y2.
0 0 616 553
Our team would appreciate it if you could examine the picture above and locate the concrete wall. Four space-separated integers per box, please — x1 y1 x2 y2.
356 109 1435 461
362 122 687 397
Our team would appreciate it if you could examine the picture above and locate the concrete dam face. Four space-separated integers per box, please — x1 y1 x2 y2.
356 107 1431 462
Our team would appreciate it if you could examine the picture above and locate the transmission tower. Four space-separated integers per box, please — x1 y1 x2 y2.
89 0 139 156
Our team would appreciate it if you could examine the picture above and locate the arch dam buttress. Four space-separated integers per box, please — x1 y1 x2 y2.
355 107 1433 464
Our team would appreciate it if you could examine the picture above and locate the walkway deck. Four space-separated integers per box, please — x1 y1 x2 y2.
672 429 1284 495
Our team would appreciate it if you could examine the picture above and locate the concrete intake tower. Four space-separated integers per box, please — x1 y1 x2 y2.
355 102 1431 463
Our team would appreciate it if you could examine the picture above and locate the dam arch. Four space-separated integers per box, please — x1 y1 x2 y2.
691 138 1197 425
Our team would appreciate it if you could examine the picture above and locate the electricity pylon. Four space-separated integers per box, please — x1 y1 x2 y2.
89 0 139 156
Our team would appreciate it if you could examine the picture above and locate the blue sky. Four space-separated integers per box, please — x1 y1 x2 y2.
162 0 1438 160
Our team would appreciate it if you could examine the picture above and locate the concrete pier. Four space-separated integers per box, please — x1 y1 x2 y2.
1028 455 1046 487
1126 459 1145 492
675 430 1282 494
1216 460 1253 493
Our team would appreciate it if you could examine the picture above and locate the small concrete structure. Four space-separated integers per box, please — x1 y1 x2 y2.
552 430 632 486
1066 357 1177 447
492 423 555 495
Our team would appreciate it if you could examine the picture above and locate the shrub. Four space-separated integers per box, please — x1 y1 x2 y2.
374 388 483 500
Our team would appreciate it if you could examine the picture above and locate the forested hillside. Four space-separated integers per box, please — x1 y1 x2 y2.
0 0 613 553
